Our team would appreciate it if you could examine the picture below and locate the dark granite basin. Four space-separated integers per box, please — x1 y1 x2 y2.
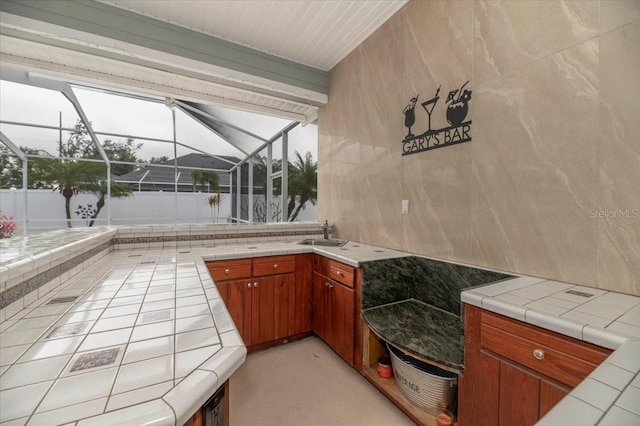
359 256 514 373
363 300 463 372
297 238 347 247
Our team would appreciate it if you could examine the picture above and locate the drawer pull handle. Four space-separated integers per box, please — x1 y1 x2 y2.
533 349 545 360
273 264 279 269
224 268 230 275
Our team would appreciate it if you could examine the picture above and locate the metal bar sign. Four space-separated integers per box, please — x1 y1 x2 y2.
402 81 472 156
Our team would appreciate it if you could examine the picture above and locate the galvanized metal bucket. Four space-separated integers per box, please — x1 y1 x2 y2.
387 343 458 416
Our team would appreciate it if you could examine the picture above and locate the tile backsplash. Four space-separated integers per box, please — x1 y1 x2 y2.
360 255 512 313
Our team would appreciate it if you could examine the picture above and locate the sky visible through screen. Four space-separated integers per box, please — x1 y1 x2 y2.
0 80 318 164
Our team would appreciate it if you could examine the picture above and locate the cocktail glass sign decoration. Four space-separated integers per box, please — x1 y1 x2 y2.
402 81 472 155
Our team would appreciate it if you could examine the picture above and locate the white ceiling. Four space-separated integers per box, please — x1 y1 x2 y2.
0 0 407 122
100 0 407 71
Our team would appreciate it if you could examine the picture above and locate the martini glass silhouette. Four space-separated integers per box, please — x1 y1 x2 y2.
403 95 419 140
421 86 441 132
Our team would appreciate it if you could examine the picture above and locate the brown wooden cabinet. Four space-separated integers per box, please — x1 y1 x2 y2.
207 253 357 363
206 255 312 349
459 305 612 425
476 350 569 426
216 278 252 343
312 255 356 366
250 274 295 345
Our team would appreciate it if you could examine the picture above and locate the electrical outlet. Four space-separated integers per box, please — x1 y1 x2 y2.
402 200 409 215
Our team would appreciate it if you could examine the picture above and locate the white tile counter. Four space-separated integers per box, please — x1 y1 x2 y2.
462 278 640 426
4 224 637 425
1 245 244 425
0 225 409 425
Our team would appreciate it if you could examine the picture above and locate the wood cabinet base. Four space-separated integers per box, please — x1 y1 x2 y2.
246 331 314 354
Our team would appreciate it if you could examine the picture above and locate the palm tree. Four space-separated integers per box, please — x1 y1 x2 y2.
202 171 220 193
207 193 223 223
191 169 203 192
287 152 317 221
32 158 104 228
84 181 133 227
31 158 133 228
191 169 220 193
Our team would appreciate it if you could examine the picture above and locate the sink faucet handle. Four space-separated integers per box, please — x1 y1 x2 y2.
320 220 330 239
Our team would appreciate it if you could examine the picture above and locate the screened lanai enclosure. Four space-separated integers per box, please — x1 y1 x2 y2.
0 69 318 234
0 0 386 235
0 0 410 235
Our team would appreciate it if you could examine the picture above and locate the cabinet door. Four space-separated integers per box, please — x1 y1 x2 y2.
474 352 571 426
312 272 328 342
275 273 295 339
227 279 252 345
292 254 313 335
539 380 569 418
477 351 500 426
498 361 540 426
327 281 355 366
252 276 275 345
216 281 229 307
252 274 294 345
312 272 355 366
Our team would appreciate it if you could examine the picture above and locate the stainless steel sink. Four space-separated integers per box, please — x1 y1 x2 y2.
297 238 347 247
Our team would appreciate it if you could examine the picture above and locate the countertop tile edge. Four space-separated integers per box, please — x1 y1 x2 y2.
481 296 529 321
460 290 484 307
77 399 175 426
163 369 219 426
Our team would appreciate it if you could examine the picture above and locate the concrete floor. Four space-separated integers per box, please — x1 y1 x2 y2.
230 336 415 426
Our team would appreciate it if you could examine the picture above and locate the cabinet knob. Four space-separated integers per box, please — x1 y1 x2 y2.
325 282 330 288
336 270 343 276
247 283 251 288
224 268 230 275
253 282 258 288
532 349 545 360
273 263 279 269
328 283 334 289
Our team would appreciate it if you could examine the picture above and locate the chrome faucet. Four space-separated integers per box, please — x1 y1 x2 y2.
320 220 330 240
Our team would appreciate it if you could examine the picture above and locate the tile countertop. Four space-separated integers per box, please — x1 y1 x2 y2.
0 233 409 426
3 227 638 425
462 279 640 426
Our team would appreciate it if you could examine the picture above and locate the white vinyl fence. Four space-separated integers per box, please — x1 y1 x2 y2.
0 189 317 233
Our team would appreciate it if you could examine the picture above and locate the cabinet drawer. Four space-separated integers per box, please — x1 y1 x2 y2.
328 261 354 288
208 259 252 281
252 255 296 277
481 311 611 388
313 255 355 288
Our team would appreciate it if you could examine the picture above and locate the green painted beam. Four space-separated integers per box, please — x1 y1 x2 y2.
0 0 329 95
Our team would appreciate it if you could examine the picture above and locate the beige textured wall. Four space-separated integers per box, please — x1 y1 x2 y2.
318 0 640 295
